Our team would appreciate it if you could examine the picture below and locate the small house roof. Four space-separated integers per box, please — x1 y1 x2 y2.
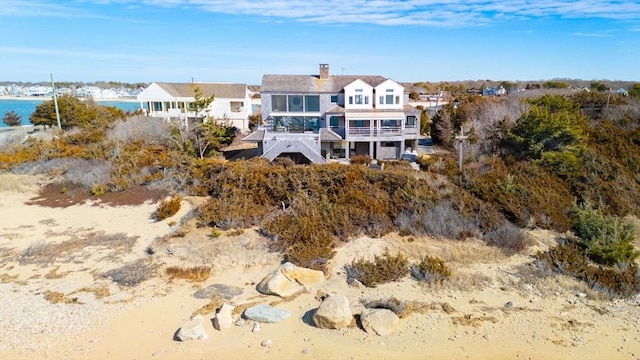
156 82 248 99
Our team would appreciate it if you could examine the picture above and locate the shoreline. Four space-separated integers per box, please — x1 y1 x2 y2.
0 95 139 102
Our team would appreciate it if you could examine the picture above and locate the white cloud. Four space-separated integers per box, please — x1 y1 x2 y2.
151 0 640 25
5 0 640 27
571 32 612 37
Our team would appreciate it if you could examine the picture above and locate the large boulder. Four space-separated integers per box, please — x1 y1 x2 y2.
176 314 207 341
213 303 235 331
360 308 399 336
244 304 292 323
312 294 353 329
257 262 325 298
281 263 325 287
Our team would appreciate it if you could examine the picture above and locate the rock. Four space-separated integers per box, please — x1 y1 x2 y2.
281 263 325 286
442 303 455 314
312 294 353 329
302 348 312 355
213 303 235 331
176 314 208 341
505 301 514 309
257 262 324 297
360 308 399 336
577 293 587 299
244 304 292 323
194 284 243 300
261 339 272 347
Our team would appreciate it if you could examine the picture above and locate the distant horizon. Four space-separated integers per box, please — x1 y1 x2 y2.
1 1 639 83
1 78 638 89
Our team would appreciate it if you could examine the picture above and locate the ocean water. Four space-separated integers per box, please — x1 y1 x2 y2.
0 99 141 127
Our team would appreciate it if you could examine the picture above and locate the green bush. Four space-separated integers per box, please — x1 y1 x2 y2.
345 250 409 287
411 255 452 283
537 240 640 296
569 202 639 266
153 196 182 221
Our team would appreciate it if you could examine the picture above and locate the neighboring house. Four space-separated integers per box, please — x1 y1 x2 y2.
243 64 422 164
616 88 629 96
137 82 252 130
482 86 506 96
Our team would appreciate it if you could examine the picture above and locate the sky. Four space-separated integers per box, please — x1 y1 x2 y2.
0 0 639 84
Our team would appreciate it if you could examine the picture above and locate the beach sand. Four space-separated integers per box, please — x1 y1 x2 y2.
0 173 638 360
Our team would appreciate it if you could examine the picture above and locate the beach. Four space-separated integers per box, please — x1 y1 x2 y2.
0 173 638 360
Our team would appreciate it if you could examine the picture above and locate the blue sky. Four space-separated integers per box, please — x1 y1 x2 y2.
0 0 639 84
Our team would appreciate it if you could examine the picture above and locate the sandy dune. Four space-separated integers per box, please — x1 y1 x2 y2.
0 174 638 360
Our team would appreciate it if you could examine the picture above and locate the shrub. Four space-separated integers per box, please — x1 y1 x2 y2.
3 110 22 126
569 202 639 266
350 154 371 166
102 260 153 287
464 159 573 231
153 196 182 221
537 240 640 296
345 250 409 287
411 255 452 283
91 184 107 197
484 222 531 255
395 202 481 240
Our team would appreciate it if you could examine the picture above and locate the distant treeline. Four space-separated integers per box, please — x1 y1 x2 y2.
406 79 638 95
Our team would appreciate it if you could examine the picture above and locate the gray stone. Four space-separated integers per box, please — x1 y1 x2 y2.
244 304 292 323
360 308 399 336
312 294 353 329
213 303 235 331
176 314 208 341
194 284 243 300
505 301 514 309
442 303 455 314
261 339 272 347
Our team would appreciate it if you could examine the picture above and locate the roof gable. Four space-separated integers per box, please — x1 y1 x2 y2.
344 79 374 91
262 74 389 93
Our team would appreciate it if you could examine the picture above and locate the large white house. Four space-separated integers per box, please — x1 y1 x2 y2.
243 64 421 163
137 82 253 130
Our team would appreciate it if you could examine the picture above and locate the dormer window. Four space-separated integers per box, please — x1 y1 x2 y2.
354 89 363 104
381 89 394 105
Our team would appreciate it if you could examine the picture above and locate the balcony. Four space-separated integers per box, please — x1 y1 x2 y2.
346 126 417 137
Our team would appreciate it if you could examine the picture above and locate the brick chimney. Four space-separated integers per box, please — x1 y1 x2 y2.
319 64 329 79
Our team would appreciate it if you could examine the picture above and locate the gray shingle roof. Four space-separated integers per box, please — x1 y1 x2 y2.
156 82 247 99
261 75 389 93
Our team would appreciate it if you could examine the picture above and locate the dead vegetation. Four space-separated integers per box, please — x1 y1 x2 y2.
102 259 154 287
43 290 80 304
165 266 211 282
19 232 139 265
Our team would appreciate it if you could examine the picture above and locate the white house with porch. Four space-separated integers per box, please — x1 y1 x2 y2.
243 64 422 164
137 82 252 130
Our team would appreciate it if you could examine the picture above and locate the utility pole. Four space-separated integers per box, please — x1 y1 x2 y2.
455 127 469 171
50 73 61 130
605 88 612 111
